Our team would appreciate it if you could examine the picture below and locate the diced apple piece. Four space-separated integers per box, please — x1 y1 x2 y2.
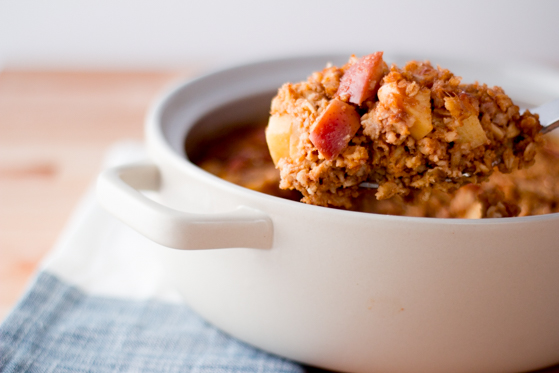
309 99 361 160
337 52 386 106
456 115 488 149
406 88 433 140
376 82 397 104
289 124 301 160
377 82 433 140
266 114 293 165
444 95 488 149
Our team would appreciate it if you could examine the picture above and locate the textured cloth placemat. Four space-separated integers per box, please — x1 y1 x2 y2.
0 272 303 373
0 142 308 373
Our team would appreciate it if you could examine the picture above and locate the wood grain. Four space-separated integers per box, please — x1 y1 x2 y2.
0 70 185 320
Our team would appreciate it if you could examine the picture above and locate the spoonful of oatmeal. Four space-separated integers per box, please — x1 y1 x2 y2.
359 98 559 190
265 52 550 208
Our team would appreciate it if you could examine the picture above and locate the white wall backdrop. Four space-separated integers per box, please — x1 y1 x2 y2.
0 0 558 71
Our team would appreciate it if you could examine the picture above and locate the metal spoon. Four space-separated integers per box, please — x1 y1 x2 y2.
359 98 559 189
533 98 559 134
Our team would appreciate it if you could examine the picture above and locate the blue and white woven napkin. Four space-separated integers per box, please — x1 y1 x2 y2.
0 142 307 373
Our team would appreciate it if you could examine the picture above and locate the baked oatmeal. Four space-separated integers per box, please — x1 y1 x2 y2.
266 52 543 208
353 136 559 218
191 125 302 201
192 123 559 219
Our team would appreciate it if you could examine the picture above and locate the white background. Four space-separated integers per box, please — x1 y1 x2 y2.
0 0 558 71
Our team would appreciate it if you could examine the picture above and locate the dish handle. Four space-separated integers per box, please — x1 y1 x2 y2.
96 163 273 250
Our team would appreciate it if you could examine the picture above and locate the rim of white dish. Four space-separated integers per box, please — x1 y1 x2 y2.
145 53 559 225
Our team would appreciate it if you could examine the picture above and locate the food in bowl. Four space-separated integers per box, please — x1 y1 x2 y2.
192 52 554 219
99 54 559 373
192 124 302 202
192 119 559 219
265 52 543 208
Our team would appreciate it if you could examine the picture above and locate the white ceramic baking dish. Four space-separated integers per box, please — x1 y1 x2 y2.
97 54 559 373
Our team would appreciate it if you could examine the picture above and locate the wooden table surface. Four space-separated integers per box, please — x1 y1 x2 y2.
1 70 559 372
0 70 186 320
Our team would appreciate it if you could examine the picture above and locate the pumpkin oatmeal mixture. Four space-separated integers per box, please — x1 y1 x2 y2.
265 52 543 209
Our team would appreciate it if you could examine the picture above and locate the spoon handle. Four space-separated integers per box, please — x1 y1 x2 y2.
531 98 559 134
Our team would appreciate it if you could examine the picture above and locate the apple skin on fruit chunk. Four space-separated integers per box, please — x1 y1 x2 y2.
309 98 361 160
337 52 386 106
266 114 293 165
